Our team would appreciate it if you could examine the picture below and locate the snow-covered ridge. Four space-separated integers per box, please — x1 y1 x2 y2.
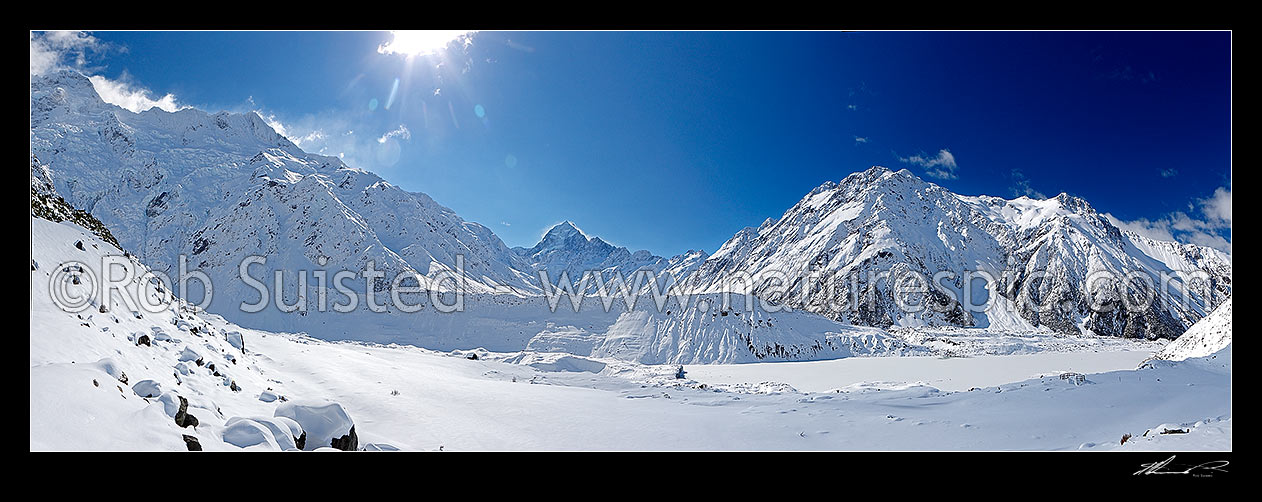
512 220 709 292
31 69 543 317
685 166 1231 339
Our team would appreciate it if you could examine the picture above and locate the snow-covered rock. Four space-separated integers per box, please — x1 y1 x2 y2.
225 331 245 352
224 416 302 450
132 379 162 398
274 401 357 451
221 418 283 450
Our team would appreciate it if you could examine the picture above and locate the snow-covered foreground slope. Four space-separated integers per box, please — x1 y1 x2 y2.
31 216 366 451
1155 298 1232 361
31 215 1230 450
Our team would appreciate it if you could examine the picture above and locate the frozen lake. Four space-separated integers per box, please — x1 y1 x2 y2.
685 350 1158 393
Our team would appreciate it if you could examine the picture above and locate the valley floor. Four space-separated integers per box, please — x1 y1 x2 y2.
31 315 1232 451
239 328 1232 451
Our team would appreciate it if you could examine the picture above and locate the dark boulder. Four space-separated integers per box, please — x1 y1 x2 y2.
174 396 199 428
181 434 202 451
329 426 358 452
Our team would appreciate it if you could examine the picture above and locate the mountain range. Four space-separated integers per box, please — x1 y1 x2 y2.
30 68 1230 350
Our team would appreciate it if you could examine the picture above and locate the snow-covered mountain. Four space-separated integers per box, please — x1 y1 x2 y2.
513 221 708 292
684 166 1231 339
30 69 541 324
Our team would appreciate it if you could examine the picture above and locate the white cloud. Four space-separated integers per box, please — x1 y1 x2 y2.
899 148 958 180
1159 168 1178 178
1104 214 1177 242
1200 186 1231 225
88 75 182 113
377 124 411 144
256 112 290 138
1104 185 1232 255
32 31 182 114
30 31 103 75
854 136 869 144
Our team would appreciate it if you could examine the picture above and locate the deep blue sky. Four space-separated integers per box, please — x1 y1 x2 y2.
78 31 1232 256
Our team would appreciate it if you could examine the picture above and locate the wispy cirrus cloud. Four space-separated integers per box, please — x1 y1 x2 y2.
1009 169 1047 199
898 148 958 180
254 108 419 171
377 124 411 144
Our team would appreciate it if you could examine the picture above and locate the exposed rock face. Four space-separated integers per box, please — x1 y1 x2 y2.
30 155 122 250
181 434 202 451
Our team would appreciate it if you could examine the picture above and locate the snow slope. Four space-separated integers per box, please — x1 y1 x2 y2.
1155 298 1232 361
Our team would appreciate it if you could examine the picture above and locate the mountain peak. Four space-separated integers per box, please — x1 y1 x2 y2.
543 220 587 241
1052 192 1095 214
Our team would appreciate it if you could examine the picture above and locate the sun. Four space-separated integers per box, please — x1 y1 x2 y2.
377 30 475 58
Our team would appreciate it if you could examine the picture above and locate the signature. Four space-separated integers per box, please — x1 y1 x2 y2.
1134 455 1229 477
